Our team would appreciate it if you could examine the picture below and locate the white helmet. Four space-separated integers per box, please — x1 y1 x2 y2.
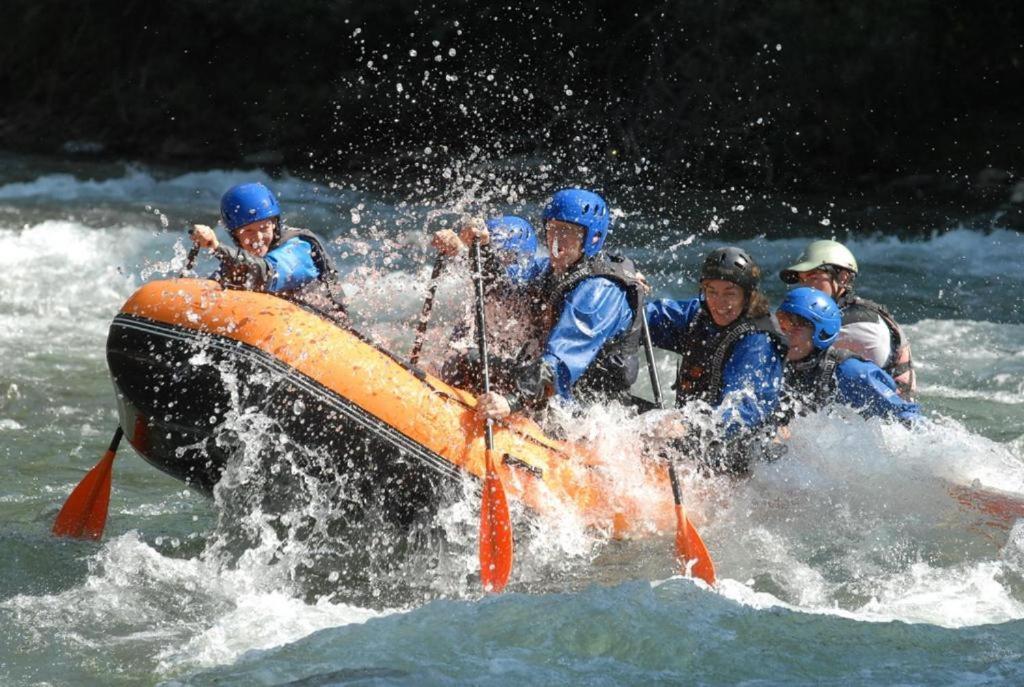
780 240 858 284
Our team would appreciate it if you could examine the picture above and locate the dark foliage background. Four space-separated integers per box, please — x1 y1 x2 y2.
3 0 1021 195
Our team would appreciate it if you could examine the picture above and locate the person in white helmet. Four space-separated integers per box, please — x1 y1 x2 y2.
779 239 915 398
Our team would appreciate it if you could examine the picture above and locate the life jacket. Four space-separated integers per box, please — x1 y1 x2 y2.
673 306 786 408
782 347 858 415
837 292 915 399
529 253 645 401
274 227 348 324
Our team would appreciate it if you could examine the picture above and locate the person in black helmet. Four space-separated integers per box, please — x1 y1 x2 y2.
644 246 787 474
189 182 347 323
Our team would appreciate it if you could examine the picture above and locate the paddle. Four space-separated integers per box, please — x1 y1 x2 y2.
947 481 1024 524
471 238 513 592
409 254 446 365
52 427 123 539
52 242 201 540
640 310 716 585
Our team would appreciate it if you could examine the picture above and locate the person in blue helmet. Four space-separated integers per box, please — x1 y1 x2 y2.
431 214 543 290
431 215 546 392
644 247 787 474
476 188 646 419
776 287 919 424
190 182 347 322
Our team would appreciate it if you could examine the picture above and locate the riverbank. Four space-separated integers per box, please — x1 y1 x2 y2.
4 1 1021 208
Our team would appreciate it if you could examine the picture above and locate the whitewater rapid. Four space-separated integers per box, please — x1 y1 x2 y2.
1 162 1022 684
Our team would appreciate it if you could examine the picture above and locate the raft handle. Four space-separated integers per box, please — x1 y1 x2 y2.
502 453 543 478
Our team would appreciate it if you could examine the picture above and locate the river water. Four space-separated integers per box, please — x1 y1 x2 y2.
1 154 1023 686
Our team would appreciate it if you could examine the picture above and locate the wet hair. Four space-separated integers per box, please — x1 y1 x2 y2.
746 290 771 319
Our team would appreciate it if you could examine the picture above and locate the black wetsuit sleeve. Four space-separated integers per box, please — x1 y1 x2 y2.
214 245 272 291
505 358 557 412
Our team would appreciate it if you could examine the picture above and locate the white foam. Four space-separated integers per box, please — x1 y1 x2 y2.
919 385 1024 405
855 561 1024 627
1 532 385 672
155 591 379 671
0 221 152 366
688 410 1024 627
710 559 1024 629
4 166 1024 667
0 167 328 206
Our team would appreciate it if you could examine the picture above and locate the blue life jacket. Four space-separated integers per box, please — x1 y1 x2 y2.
527 253 645 402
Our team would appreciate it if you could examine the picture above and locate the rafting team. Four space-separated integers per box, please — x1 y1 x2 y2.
189 182 921 476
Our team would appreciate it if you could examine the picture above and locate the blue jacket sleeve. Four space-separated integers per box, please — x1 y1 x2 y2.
717 333 784 437
644 298 701 352
540 277 634 399
835 358 921 423
265 238 320 293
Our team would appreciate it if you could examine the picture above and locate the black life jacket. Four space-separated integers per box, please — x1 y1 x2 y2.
837 292 915 398
528 253 645 401
274 227 348 324
673 306 786 408
782 347 858 416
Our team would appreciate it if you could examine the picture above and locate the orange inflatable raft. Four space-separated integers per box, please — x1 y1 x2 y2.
106 279 678 537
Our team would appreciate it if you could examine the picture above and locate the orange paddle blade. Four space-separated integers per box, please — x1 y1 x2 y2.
675 505 716 585
52 450 116 540
479 450 513 592
948 483 1024 524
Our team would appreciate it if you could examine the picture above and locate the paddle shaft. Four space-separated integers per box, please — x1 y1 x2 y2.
641 307 717 585
640 313 687 506
640 310 665 408
106 425 125 454
471 237 513 592
410 254 446 365
471 240 494 448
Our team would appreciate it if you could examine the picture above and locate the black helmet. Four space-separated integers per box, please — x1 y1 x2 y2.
700 247 761 291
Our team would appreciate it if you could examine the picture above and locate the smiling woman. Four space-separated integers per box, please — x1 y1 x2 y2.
643 246 786 474
702 280 745 327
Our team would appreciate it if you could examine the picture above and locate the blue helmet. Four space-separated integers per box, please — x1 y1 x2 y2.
778 287 842 349
485 215 538 257
542 188 611 257
220 182 281 232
